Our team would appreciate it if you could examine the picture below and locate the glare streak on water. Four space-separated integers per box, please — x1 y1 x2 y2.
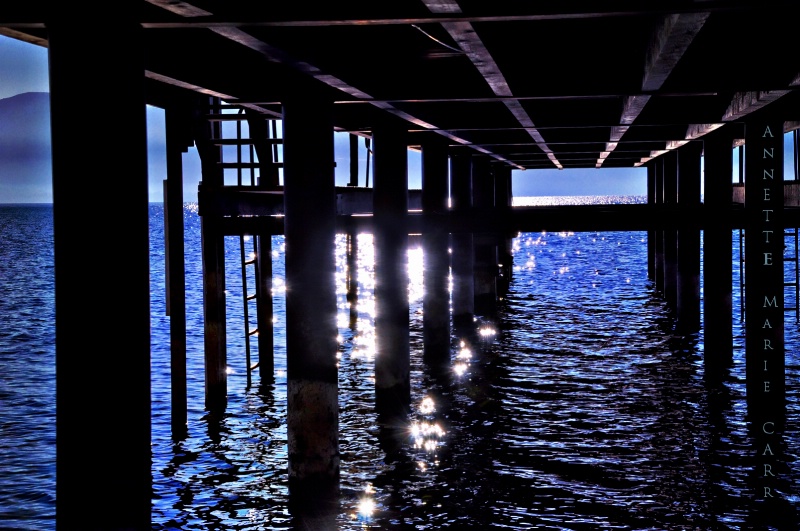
2 199 800 530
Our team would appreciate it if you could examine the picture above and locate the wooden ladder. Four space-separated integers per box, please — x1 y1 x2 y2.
209 102 283 387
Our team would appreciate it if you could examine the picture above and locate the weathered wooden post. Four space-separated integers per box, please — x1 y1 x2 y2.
647 160 657 281
450 151 475 331
282 84 340 508
494 164 514 298
373 116 411 417
165 105 192 438
345 228 359 330
702 128 734 367
421 135 451 364
196 97 228 413
48 7 152 528
676 141 702 332
653 156 666 294
349 133 360 187
256 233 275 382
663 149 679 310
472 156 498 317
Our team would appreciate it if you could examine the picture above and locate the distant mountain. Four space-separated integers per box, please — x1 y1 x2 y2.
0 92 51 163
0 92 52 203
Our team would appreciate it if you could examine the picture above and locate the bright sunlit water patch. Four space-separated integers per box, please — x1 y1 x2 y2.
419 396 436 415
512 195 648 206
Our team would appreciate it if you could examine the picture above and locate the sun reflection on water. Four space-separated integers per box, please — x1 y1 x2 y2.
419 396 436 415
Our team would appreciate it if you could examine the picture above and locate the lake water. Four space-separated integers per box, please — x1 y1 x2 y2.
1 197 799 530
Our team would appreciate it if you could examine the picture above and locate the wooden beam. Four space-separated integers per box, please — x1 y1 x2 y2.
599 12 708 167
422 0 562 169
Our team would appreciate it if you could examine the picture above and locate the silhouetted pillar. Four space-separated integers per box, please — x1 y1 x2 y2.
472 157 498 317
676 141 702 332
165 106 192 439
196 97 227 413
349 133 359 187
653 157 665 293
494 165 514 297
282 89 339 502
345 230 359 329
257 233 274 381
450 151 474 330
647 161 657 280
421 136 451 363
48 12 151 529
744 119 787 502
703 130 734 366
373 118 410 416
663 150 679 309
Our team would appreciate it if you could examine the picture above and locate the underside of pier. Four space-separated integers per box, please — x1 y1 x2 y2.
3 2 800 529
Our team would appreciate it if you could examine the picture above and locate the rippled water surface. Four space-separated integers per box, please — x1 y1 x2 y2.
0 205 56 529
2 201 799 530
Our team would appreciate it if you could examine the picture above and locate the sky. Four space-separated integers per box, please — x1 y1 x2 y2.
5 33 795 204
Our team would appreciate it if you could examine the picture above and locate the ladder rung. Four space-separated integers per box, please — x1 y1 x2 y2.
250 361 260 371
219 162 284 169
244 258 257 266
213 138 283 146
205 113 254 121
246 293 257 301
248 328 259 337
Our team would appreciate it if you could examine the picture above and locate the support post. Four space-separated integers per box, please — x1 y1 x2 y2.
663 150 679 310
48 10 152 529
257 233 274 382
196 98 227 413
494 165 514 298
676 141 702 332
647 160 657 281
654 157 665 294
450 151 474 331
165 105 192 439
282 88 340 506
349 133 359 187
421 136 451 364
472 156 498 317
346 229 359 330
703 129 734 367
373 116 411 423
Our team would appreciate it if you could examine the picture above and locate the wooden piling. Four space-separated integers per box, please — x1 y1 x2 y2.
472 157 498 317
663 150 679 310
421 137 452 363
282 90 340 497
676 142 702 332
165 106 192 438
48 12 152 529
196 99 228 413
373 117 411 416
653 157 666 294
702 129 735 366
256 234 275 382
450 152 475 329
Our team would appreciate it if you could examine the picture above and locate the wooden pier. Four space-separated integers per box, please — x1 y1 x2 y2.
3 2 800 528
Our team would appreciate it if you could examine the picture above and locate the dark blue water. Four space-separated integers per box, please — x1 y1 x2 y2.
1 202 799 530
0 205 56 528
